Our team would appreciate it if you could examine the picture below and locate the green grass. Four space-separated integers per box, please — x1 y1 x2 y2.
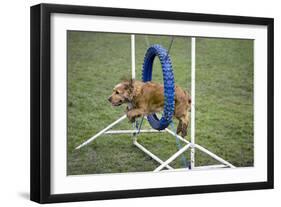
67 31 253 175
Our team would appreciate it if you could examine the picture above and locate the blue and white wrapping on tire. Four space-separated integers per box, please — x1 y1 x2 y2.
142 44 175 130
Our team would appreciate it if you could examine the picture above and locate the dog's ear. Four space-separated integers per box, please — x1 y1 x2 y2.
125 79 134 93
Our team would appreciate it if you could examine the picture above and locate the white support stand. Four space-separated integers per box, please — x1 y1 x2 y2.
75 35 235 171
190 37 196 169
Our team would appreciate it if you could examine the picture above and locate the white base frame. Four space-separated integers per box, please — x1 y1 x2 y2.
75 115 235 172
75 35 235 172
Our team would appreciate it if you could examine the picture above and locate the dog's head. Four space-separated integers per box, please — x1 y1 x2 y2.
108 80 134 106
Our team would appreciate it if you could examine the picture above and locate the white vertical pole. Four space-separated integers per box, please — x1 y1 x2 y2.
131 34 136 79
190 37 196 169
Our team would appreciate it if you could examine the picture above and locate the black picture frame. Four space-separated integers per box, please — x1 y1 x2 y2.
30 3 274 204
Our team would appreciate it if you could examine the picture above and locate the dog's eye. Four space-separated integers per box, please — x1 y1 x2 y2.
115 91 119 94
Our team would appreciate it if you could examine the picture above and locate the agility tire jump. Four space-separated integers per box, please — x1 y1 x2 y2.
142 44 175 130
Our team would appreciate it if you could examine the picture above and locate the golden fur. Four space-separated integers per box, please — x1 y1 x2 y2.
108 80 191 137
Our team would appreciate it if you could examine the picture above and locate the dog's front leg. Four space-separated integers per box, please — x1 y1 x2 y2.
126 108 145 123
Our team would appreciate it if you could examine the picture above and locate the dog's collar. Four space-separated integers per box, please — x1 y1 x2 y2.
127 102 134 110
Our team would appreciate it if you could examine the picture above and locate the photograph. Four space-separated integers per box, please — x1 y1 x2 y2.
30 3 273 203
67 31 254 175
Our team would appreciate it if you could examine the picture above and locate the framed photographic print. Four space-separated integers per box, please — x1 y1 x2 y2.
30 3 274 203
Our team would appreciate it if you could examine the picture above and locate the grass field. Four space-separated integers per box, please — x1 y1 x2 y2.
67 31 253 175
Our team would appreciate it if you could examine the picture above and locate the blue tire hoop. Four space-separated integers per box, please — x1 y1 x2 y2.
142 44 175 130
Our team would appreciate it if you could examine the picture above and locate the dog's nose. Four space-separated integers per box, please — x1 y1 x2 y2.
108 96 112 102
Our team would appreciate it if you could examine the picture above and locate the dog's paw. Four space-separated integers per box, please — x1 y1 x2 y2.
176 125 182 135
127 116 135 123
181 129 186 138
126 111 136 123
181 124 188 137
